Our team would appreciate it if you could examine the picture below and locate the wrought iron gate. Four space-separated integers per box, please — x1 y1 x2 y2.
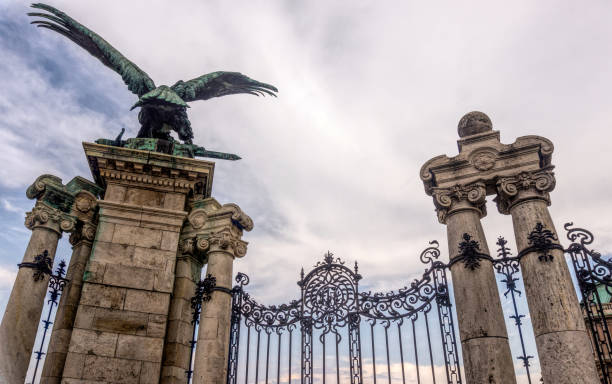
566 223 612 383
225 243 462 384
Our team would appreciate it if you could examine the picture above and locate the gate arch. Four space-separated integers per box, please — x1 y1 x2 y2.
226 244 462 384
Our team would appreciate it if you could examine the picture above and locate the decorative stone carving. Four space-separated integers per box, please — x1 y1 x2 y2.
225 203 254 231
25 203 76 235
458 111 493 138
75 195 94 213
188 208 208 229
196 236 210 253
180 237 196 256
207 228 248 258
495 167 556 214
469 149 497 171
431 182 487 224
68 222 97 246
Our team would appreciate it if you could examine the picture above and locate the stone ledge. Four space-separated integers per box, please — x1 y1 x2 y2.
420 133 554 194
84 142 215 197
98 200 187 231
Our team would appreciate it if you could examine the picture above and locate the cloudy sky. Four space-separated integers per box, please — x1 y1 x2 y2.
2 0 612 382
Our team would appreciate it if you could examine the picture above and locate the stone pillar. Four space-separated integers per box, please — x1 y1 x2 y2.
0 174 82 384
497 168 600 383
61 143 214 383
160 237 204 383
432 182 517 383
192 200 252 384
41 190 99 383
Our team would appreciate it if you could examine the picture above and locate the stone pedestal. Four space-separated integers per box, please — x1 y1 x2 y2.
497 169 600 384
432 183 517 383
61 143 214 383
0 175 98 384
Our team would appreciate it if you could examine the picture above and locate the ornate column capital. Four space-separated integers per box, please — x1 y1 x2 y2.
25 202 77 236
68 222 97 246
431 182 487 224
180 198 253 262
495 167 556 214
25 175 102 237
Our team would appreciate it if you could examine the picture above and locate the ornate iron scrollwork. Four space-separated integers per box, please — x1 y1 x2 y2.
225 244 463 384
18 249 53 281
448 233 493 270
28 259 68 383
186 274 217 381
492 237 534 383
565 222 612 383
518 222 564 262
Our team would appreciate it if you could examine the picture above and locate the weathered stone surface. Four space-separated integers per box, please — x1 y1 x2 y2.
103 264 156 290
68 329 118 357
105 184 127 202
82 355 141 383
62 352 85 378
538 330 601 384
91 307 148 335
116 334 164 362
141 361 162 383
161 231 180 252
79 284 126 309
112 224 162 248
125 188 165 208
461 337 517 384
124 289 170 315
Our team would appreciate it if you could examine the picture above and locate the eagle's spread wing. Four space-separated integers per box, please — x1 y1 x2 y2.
28 3 155 97
171 72 278 102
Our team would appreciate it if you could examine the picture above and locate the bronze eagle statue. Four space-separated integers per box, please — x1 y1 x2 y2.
28 3 278 144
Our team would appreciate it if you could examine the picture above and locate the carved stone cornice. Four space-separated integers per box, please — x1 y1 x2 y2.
495 167 556 214
83 142 215 198
431 182 487 224
25 202 77 235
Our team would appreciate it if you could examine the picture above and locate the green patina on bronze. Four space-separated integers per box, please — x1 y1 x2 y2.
28 3 277 159
94 137 241 161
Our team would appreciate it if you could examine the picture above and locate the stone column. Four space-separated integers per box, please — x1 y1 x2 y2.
192 200 252 384
41 191 99 383
0 174 79 384
432 182 517 383
497 168 600 383
160 236 204 383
